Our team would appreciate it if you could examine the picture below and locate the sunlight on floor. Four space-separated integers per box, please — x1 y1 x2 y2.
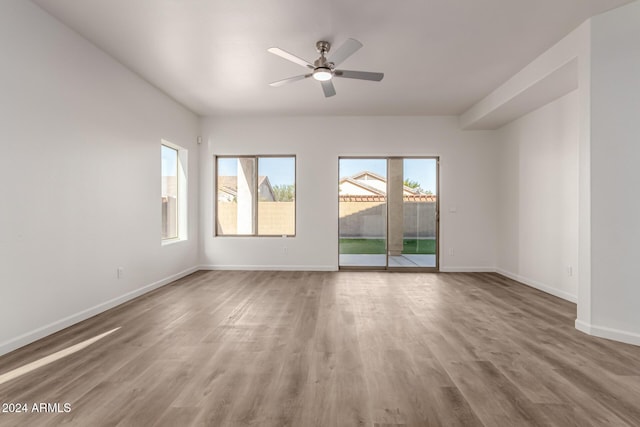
0 327 120 386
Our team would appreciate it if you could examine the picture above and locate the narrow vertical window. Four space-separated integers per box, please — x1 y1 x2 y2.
161 144 179 240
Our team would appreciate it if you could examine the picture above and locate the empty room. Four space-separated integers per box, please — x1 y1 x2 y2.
2 0 640 425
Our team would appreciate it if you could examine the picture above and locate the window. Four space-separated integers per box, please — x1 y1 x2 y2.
216 156 295 236
161 142 187 241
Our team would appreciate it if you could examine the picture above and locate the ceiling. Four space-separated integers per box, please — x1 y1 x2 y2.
32 0 632 117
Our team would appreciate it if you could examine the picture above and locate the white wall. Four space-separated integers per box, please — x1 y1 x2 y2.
0 0 200 355
587 0 640 344
200 116 498 271
496 91 579 301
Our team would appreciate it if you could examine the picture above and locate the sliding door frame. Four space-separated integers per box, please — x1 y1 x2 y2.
338 156 439 272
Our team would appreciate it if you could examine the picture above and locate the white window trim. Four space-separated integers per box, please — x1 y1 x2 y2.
161 140 188 244
215 155 296 237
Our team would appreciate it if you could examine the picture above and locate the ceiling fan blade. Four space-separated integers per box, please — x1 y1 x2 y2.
267 47 313 69
328 38 363 66
269 74 311 87
321 80 336 97
335 70 384 81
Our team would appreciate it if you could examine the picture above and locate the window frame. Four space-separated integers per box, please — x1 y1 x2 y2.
161 141 188 244
215 155 296 237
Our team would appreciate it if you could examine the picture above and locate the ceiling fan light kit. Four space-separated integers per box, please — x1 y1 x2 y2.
312 68 333 81
268 38 384 97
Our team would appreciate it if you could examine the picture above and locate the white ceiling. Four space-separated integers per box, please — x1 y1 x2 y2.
32 0 632 117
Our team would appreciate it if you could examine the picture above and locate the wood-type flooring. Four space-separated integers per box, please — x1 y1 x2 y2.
1 271 640 426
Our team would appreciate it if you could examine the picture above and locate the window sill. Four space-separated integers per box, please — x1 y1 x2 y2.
162 238 187 247
214 235 296 238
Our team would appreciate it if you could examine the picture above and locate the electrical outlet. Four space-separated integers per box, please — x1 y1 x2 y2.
283 247 288 254
449 248 454 256
567 266 573 277
117 267 124 279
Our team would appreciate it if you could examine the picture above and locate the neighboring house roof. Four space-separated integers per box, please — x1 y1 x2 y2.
339 194 436 202
339 177 387 196
257 176 276 201
403 186 418 195
339 171 421 196
350 171 386 182
217 176 236 191
218 186 236 198
217 175 276 201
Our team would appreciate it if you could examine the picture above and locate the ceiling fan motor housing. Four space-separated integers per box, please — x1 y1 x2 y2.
315 40 331 54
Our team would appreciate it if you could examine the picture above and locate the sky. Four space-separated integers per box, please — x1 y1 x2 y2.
200 156 437 193
340 158 437 194
161 145 177 176
217 157 295 187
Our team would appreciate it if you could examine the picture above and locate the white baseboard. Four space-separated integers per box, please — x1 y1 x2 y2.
495 268 577 303
439 267 496 273
199 264 337 272
0 266 199 357
575 319 640 346
575 319 591 334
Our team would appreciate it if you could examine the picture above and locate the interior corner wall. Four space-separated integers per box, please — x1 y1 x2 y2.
0 0 200 356
495 91 579 302
588 0 640 345
200 116 498 271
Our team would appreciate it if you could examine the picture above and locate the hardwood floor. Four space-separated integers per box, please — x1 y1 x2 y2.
1 271 640 426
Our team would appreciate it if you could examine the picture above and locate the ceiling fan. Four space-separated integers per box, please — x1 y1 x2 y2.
267 39 384 98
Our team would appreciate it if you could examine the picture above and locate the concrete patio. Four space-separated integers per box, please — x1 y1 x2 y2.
339 254 436 268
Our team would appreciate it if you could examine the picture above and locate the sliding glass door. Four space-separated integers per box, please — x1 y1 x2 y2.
388 158 438 269
338 157 438 270
338 158 388 268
